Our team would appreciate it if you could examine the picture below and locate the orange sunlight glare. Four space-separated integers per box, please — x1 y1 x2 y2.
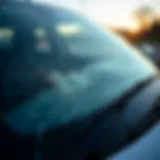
117 18 141 33
88 12 140 33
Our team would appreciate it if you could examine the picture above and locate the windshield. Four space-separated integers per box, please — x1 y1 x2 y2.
1 6 157 135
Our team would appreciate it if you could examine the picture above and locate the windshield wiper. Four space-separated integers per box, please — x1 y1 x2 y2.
40 75 158 160
79 75 158 159
116 75 157 111
91 75 157 122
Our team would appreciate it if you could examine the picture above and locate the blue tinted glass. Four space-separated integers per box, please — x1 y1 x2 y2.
3 8 157 135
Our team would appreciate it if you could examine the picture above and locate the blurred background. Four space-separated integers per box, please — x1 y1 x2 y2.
33 0 160 65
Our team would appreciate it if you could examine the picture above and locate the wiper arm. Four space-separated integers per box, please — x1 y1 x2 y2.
90 75 157 124
116 75 157 111
80 75 158 159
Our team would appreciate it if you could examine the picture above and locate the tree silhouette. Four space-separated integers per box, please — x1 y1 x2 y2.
133 5 155 31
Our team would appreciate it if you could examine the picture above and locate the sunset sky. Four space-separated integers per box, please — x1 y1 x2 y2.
35 0 159 28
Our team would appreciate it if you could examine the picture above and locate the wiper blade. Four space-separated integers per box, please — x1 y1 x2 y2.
116 75 157 111
42 75 158 160
91 75 157 121
81 75 158 158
